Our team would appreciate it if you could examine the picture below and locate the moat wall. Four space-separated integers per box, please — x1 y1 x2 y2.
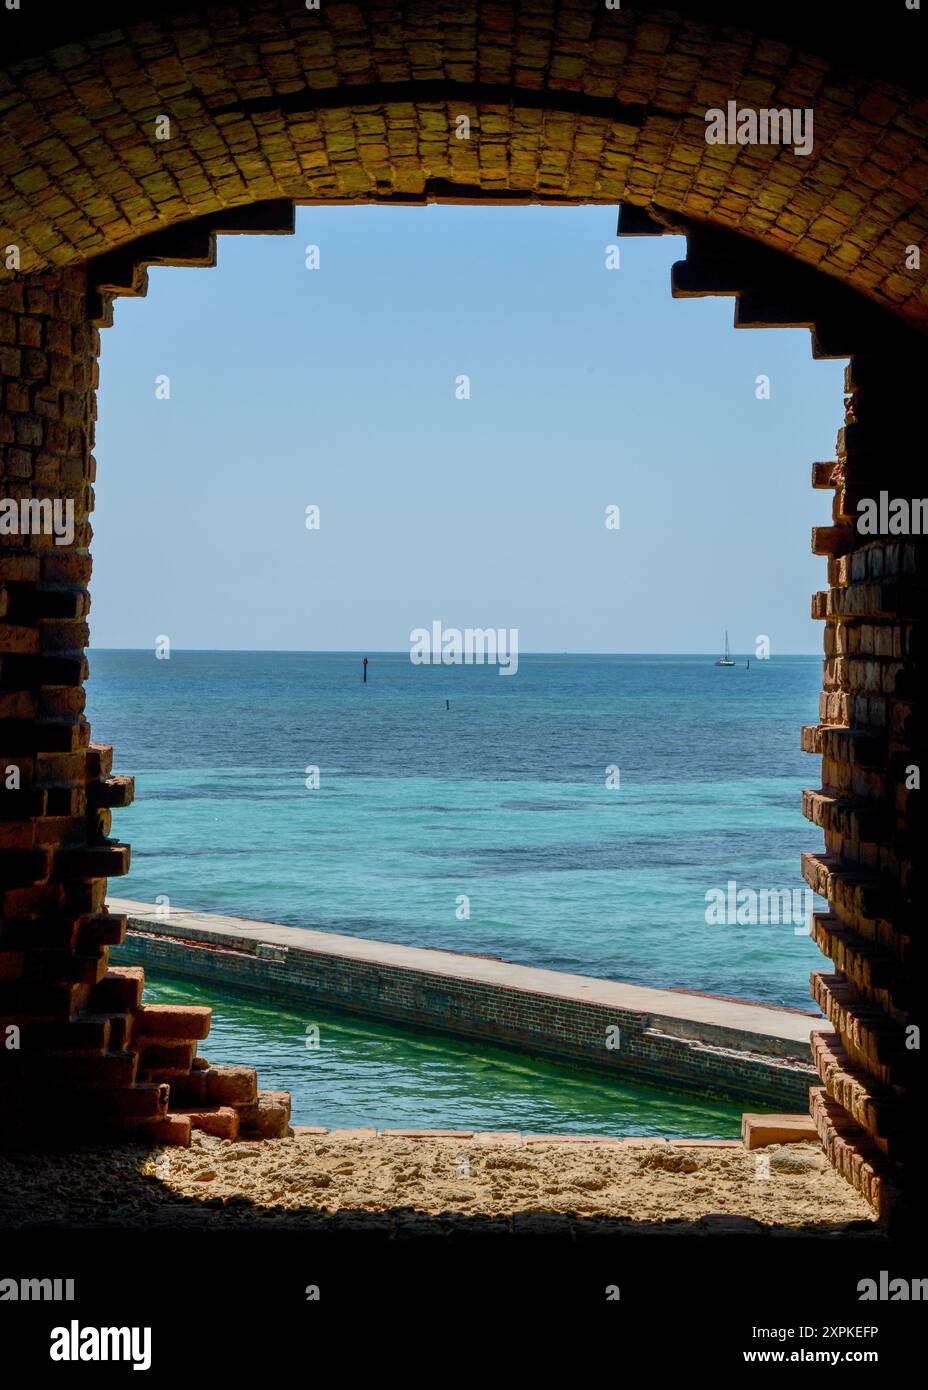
110 898 819 1110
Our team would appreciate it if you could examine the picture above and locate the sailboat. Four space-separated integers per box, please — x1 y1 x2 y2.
715 631 736 666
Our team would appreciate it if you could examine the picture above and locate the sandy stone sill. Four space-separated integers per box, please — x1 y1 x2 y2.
148 1130 876 1226
5 1128 883 1239
0 1130 878 1233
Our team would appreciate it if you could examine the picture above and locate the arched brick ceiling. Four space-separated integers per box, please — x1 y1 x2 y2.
1 0 926 329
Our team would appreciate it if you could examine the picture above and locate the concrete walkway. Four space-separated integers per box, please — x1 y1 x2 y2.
109 896 822 1060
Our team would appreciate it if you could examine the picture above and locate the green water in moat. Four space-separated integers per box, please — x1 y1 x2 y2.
140 973 744 1138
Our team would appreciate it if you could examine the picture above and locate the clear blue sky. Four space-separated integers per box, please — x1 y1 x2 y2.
92 204 843 654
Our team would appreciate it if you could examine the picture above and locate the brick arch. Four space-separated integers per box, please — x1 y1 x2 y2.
0 0 926 328
0 0 926 1227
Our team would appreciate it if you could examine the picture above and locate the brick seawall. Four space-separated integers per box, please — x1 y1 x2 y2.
108 898 821 1109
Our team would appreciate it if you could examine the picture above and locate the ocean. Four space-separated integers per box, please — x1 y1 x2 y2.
87 649 825 1135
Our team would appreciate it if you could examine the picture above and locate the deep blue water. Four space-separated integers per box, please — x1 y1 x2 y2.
87 650 825 1012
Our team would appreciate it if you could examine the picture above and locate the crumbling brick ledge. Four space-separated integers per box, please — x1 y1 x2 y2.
109 898 821 1110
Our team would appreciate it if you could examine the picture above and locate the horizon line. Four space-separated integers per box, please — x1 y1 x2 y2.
87 646 821 657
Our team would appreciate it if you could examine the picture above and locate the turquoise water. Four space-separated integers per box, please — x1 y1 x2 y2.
88 650 825 1010
88 649 824 1133
140 973 745 1137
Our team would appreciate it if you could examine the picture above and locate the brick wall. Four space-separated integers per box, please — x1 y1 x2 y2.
0 269 287 1143
113 926 816 1111
802 344 928 1225
0 2 927 328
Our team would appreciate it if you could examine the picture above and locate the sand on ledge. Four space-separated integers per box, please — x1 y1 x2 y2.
137 1129 876 1230
0 1130 879 1232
